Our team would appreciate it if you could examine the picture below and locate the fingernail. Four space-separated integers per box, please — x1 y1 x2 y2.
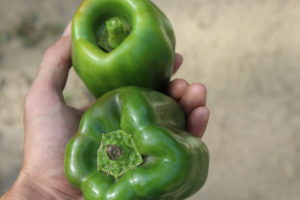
62 22 71 36
176 53 183 63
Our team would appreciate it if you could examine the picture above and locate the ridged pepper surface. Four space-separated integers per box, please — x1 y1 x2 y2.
64 86 209 200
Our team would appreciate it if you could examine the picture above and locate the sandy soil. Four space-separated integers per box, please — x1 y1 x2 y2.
1 0 300 199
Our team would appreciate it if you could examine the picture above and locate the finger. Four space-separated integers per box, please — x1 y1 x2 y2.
78 103 93 114
179 83 207 115
32 23 72 95
187 106 210 138
168 79 189 101
173 53 183 74
62 21 71 36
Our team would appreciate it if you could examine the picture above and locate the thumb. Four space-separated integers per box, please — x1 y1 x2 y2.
36 23 72 93
25 23 72 115
29 23 72 103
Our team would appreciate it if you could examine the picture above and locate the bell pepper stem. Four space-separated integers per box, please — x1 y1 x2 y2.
98 17 131 52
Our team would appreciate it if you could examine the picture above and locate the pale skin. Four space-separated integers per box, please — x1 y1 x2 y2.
1 23 210 200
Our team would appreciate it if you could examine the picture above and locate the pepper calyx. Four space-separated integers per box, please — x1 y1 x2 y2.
97 130 143 179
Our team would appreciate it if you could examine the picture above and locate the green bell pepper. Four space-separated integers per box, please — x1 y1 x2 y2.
64 86 209 200
72 0 175 97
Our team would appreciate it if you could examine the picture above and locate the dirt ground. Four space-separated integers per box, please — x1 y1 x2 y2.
1 0 300 199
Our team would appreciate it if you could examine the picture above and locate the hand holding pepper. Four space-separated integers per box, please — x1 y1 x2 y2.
0 23 209 200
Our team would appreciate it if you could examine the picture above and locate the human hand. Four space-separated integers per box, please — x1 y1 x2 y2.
1 23 209 200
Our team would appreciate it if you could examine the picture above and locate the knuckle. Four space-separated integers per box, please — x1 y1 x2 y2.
173 78 189 87
24 90 35 111
42 37 70 67
202 107 210 118
170 78 179 84
44 45 57 59
190 83 207 94
43 37 64 59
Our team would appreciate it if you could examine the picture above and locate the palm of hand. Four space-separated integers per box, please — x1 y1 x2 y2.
24 87 83 198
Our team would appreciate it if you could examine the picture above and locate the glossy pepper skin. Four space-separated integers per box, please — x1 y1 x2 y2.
72 0 176 98
64 87 209 200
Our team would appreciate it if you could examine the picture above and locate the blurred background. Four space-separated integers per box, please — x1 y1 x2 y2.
0 0 299 199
